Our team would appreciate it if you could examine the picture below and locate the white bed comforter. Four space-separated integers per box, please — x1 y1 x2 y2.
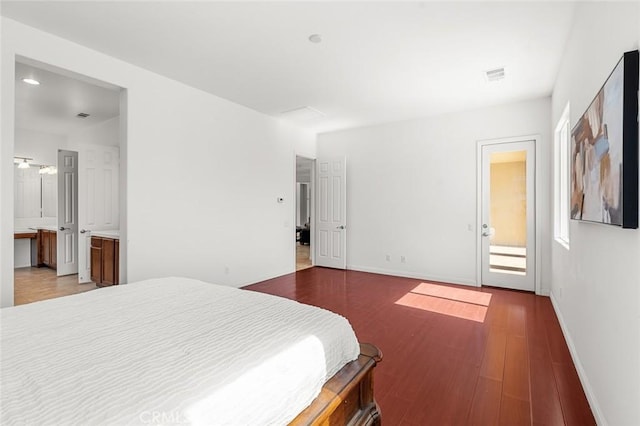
0 277 360 425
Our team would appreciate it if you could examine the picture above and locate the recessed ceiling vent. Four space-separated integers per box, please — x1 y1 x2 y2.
485 67 505 82
280 106 325 122
76 112 90 118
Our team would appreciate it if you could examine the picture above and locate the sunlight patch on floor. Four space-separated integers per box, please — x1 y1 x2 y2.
395 283 492 323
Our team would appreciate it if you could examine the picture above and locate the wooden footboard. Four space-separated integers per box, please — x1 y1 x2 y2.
290 343 382 426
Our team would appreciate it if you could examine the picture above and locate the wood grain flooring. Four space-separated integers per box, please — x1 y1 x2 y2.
14 267 96 305
246 267 595 426
296 243 312 271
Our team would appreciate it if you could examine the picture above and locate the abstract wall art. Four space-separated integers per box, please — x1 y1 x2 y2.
570 50 639 229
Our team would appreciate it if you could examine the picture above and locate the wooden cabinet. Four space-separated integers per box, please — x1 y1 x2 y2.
91 236 119 287
90 238 102 284
101 238 118 285
38 229 57 270
50 232 57 269
41 230 50 265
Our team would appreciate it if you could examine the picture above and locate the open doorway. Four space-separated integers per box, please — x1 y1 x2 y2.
13 58 124 305
295 156 314 271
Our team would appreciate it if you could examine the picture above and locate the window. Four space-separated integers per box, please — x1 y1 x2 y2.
554 103 570 248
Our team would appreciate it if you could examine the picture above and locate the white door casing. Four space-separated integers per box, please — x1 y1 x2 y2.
78 145 120 283
57 150 79 276
480 139 535 292
315 157 347 269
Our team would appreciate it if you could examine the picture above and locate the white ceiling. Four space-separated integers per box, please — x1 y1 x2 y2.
15 61 120 136
2 2 577 134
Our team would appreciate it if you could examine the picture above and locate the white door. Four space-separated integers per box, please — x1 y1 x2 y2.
315 157 347 269
78 145 120 283
57 150 79 276
480 140 535 292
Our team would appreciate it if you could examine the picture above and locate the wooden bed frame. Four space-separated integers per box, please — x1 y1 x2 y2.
290 343 382 426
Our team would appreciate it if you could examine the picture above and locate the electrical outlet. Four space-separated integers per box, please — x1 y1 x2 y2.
401 256 406 263
385 254 391 262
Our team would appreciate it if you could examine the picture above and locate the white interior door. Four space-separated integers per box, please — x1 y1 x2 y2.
57 150 78 276
78 145 120 283
481 140 535 291
315 157 347 269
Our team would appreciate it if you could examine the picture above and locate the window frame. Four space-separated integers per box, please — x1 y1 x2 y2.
554 103 571 249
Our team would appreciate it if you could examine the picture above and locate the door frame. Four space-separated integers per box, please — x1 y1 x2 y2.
1 53 128 307
294 154 315 268
476 134 542 295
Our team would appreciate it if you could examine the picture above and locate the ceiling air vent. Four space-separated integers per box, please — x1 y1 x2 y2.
76 112 90 118
280 106 325 122
484 67 505 82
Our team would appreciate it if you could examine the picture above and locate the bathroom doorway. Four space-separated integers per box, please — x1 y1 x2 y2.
13 58 124 304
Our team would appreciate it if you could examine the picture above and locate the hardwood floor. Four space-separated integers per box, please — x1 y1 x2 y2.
296 242 312 271
246 267 595 426
14 267 96 305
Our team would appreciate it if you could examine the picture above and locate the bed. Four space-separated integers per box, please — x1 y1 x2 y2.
0 277 381 425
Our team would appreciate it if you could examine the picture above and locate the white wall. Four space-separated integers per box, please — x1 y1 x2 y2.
67 116 119 148
550 3 640 425
317 98 551 290
14 127 66 166
1 18 316 306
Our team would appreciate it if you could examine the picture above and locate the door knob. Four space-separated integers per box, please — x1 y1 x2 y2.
482 231 490 237
59 227 68 231
80 229 90 234
336 225 346 230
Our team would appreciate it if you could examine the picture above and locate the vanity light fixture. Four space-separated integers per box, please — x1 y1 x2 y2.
14 157 32 169
22 78 40 85
39 166 57 175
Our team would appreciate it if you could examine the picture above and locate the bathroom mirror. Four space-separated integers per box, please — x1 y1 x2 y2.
14 163 57 219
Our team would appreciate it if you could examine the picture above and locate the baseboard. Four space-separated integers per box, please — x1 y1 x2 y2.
549 291 606 426
346 264 477 288
240 266 299 289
